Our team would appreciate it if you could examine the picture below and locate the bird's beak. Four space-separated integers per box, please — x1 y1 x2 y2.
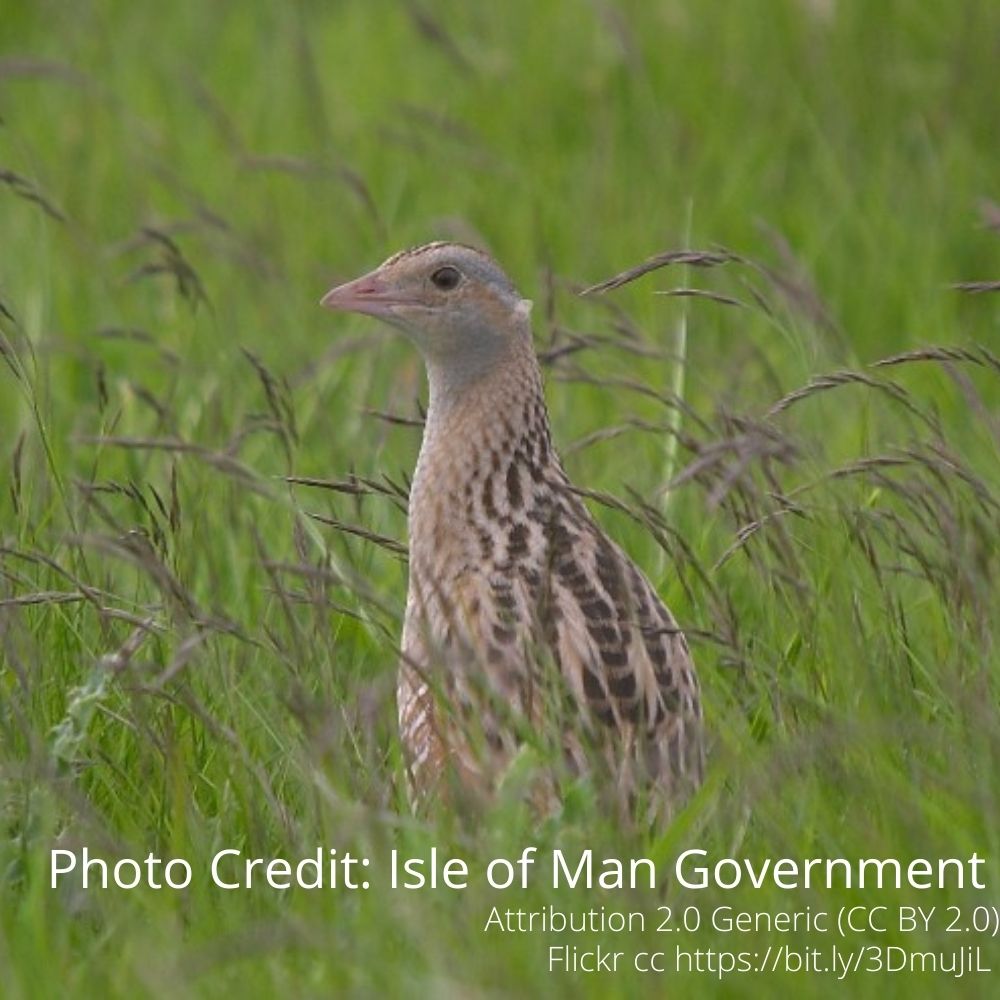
320 270 410 319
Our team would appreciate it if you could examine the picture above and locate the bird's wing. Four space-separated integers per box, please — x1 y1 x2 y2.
540 489 704 791
400 485 702 800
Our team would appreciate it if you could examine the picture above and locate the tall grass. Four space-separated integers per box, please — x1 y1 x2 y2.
2 1 999 996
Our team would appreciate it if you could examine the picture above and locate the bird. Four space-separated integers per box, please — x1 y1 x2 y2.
321 242 702 817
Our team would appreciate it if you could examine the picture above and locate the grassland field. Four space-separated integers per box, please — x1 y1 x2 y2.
1 1 999 996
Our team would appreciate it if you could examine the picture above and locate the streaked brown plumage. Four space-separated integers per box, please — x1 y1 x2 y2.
322 242 702 816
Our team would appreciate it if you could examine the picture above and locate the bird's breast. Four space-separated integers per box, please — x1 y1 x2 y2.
409 425 556 607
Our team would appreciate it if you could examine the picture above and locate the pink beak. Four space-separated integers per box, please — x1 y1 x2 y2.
320 270 410 319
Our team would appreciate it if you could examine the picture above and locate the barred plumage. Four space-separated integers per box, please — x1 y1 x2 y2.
322 243 703 816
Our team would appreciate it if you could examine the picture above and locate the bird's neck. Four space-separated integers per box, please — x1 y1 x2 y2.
424 334 542 432
410 337 555 543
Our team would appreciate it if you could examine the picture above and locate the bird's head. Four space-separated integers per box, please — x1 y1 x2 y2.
321 242 532 379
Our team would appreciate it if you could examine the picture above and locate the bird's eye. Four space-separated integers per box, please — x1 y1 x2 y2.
430 265 462 291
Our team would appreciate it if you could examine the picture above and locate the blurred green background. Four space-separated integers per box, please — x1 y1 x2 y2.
2 1 999 996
